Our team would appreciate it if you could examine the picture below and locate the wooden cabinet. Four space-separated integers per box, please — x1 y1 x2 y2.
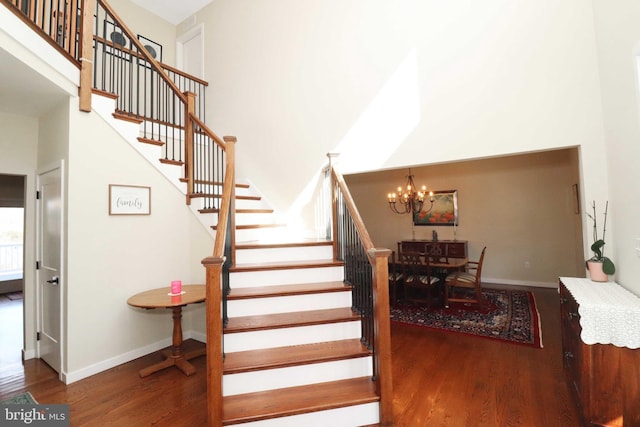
559 280 640 426
399 240 467 259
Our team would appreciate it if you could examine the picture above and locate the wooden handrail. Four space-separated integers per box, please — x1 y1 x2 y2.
330 168 375 251
96 0 187 105
213 137 236 257
162 62 209 87
327 154 394 426
189 113 227 149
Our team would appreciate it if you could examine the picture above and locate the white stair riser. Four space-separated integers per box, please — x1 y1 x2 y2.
224 322 361 353
235 212 278 225
230 266 343 288
235 245 333 264
232 402 380 427
223 357 372 396
228 292 351 317
236 198 271 210
92 95 139 141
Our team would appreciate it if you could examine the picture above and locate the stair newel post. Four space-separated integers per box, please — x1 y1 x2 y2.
202 256 225 427
184 91 196 203
327 153 340 261
78 0 95 112
369 248 394 426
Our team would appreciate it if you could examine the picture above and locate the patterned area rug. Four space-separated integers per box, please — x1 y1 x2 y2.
390 288 543 348
0 392 38 404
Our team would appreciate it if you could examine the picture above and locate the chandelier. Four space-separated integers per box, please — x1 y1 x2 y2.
387 169 434 214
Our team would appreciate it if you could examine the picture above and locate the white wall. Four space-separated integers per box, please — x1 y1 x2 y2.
591 0 640 295
193 0 608 245
64 98 211 377
108 0 177 66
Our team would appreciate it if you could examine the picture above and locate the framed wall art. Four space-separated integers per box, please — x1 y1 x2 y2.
104 21 131 61
137 35 162 66
109 184 151 215
413 190 458 226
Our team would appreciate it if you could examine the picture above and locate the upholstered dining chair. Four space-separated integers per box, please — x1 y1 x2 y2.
398 245 440 308
388 250 403 306
444 246 487 308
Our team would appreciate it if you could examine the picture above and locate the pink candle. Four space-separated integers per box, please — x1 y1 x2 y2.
171 280 182 294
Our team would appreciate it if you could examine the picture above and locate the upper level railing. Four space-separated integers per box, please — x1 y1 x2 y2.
326 153 393 426
4 0 82 62
3 0 215 201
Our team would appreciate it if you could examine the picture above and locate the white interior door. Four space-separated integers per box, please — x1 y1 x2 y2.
177 24 204 79
37 164 63 374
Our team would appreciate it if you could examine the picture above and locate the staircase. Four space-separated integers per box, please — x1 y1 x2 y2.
0 1 392 424
92 91 382 425
222 239 380 426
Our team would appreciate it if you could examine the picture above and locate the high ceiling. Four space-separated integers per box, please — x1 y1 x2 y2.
130 0 214 25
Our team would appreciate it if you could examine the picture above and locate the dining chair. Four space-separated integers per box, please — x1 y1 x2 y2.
398 245 440 308
425 242 449 264
425 242 449 280
444 246 487 308
388 250 403 306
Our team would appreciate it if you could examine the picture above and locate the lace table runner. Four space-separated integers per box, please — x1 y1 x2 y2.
560 277 640 349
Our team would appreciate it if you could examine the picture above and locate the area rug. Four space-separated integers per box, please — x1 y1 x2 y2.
5 292 23 301
0 392 38 404
390 288 543 348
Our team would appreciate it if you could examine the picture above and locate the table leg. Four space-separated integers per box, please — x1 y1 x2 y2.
138 306 206 377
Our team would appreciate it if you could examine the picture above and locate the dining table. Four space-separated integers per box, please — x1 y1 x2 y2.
390 255 468 306
127 284 206 377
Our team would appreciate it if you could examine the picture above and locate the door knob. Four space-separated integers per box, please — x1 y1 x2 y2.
46 277 59 285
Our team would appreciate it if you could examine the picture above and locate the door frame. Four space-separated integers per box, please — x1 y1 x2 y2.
176 23 205 79
35 159 65 380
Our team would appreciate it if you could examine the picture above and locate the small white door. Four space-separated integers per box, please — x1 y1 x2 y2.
178 24 204 79
37 164 63 374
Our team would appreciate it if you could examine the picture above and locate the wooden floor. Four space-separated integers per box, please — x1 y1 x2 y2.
0 285 581 426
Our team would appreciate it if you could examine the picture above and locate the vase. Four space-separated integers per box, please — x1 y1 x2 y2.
586 260 608 282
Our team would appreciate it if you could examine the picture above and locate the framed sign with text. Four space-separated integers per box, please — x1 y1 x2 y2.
109 184 151 215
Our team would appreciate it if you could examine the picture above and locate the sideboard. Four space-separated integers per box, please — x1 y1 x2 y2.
559 277 640 426
398 240 467 259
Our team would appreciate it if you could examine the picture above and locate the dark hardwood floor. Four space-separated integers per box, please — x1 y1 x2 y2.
0 285 580 426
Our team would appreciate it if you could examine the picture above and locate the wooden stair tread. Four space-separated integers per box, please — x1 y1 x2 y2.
228 281 350 300
224 307 359 333
112 110 143 124
189 194 261 200
230 259 343 273
235 239 332 250
159 158 184 166
211 223 286 231
179 178 250 188
199 208 274 214
224 339 371 374
222 377 378 425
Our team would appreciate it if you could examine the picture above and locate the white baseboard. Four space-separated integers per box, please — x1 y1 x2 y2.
483 277 557 289
22 348 36 360
63 330 205 384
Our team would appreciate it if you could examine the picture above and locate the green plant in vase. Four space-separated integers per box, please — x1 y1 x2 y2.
585 201 615 281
